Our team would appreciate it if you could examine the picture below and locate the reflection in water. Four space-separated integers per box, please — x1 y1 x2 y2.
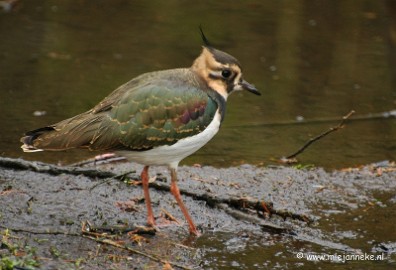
0 1 395 169
0 2 395 270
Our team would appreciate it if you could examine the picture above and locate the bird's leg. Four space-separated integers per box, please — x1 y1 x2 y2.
141 166 155 226
169 168 200 236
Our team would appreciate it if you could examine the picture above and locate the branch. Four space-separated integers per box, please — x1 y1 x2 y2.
0 225 80 236
0 157 312 229
0 223 188 269
147 181 312 225
230 109 394 128
85 223 156 235
217 204 286 233
70 153 127 167
284 110 355 161
81 228 192 270
0 157 115 179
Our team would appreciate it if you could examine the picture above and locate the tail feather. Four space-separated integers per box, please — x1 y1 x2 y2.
21 127 55 152
20 111 105 152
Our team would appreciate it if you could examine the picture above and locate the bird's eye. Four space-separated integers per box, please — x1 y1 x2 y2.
221 69 232 79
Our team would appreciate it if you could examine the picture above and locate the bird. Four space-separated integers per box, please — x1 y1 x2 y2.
20 30 260 236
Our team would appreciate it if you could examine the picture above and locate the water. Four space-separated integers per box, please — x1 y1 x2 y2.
1 1 395 269
1 1 395 169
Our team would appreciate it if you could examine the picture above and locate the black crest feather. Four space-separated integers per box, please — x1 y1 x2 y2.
199 25 211 47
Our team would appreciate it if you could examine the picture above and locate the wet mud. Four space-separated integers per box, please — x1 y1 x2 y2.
0 157 395 269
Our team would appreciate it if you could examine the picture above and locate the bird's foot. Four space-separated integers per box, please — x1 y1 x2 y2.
147 216 156 227
188 225 201 237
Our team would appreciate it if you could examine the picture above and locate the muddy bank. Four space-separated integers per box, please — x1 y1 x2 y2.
0 157 395 269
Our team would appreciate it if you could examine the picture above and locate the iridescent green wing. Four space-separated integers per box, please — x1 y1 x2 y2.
89 76 218 151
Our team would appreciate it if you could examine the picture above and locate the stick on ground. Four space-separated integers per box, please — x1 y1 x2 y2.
81 226 192 270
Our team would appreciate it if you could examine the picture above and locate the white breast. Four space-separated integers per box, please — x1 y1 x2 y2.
117 110 221 169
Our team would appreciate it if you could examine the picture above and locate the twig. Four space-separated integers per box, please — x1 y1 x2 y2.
81 233 192 270
217 204 287 233
284 110 355 160
0 157 115 179
229 109 394 128
0 225 80 236
271 209 311 223
87 224 156 235
161 208 181 225
70 153 126 167
89 170 137 191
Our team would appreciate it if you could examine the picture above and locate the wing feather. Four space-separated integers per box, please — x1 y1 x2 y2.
21 69 218 152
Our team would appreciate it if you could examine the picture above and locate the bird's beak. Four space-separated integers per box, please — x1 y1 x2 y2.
240 79 260 96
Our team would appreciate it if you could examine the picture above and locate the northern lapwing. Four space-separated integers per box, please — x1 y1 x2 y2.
20 30 260 236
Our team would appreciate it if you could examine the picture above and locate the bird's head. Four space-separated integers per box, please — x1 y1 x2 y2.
191 28 260 100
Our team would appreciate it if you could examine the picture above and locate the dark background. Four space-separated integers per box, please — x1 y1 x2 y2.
1 0 395 169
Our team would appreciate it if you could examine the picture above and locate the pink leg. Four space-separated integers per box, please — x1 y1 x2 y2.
141 166 155 226
170 168 200 236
